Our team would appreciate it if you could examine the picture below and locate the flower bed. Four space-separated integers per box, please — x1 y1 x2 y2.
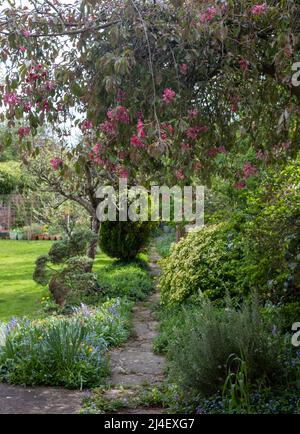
0 298 132 389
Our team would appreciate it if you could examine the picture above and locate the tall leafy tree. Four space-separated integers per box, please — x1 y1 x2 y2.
0 0 299 245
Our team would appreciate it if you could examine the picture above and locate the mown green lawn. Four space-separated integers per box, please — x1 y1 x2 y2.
0 241 52 321
0 241 120 321
0 241 150 321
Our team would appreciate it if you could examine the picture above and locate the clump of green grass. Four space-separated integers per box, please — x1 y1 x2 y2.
97 255 153 301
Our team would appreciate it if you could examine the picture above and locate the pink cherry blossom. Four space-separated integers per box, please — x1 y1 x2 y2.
23 102 32 112
44 81 56 92
89 152 104 166
188 108 199 120
117 166 129 179
231 103 238 113
50 157 63 170
37 100 50 112
181 142 191 152
186 127 199 141
99 120 117 137
218 145 227 154
22 29 30 38
116 89 126 102
239 58 249 71
162 88 176 104
81 119 93 131
251 4 267 15
186 126 209 140
200 7 217 24
175 169 185 180
106 109 114 121
92 143 102 154
130 135 145 148
3 92 20 107
179 63 188 75
42 100 50 112
243 162 258 179
207 147 218 158
193 161 202 170
118 151 126 160
19 46 27 53
27 72 40 82
234 181 246 190
94 156 105 166
161 123 174 136
207 145 226 158
256 149 268 161
18 127 31 139
137 118 146 138
107 105 130 124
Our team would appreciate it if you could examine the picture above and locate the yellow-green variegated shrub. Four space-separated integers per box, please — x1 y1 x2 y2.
159 223 242 306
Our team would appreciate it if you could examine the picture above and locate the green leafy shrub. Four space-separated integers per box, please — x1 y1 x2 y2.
49 228 97 264
277 302 300 332
166 297 285 399
159 223 243 306
241 157 300 303
64 273 101 305
33 229 99 306
0 162 25 195
97 260 152 301
262 301 300 334
0 298 132 388
159 156 300 307
66 256 94 273
99 220 153 261
48 256 99 306
32 254 51 285
48 239 69 264
153 305 189 354
33 254 100 306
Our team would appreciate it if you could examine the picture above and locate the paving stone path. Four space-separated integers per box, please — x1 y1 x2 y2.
0 246 165 414
102 247 165 413
0 383 88 414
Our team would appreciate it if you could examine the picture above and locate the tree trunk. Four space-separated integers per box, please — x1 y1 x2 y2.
87 216 101 261
176 224 186 242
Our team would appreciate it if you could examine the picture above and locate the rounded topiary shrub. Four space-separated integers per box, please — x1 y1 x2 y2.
48 228 97 264
159 223 243 306
48 256 100 306
99 220 152 261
